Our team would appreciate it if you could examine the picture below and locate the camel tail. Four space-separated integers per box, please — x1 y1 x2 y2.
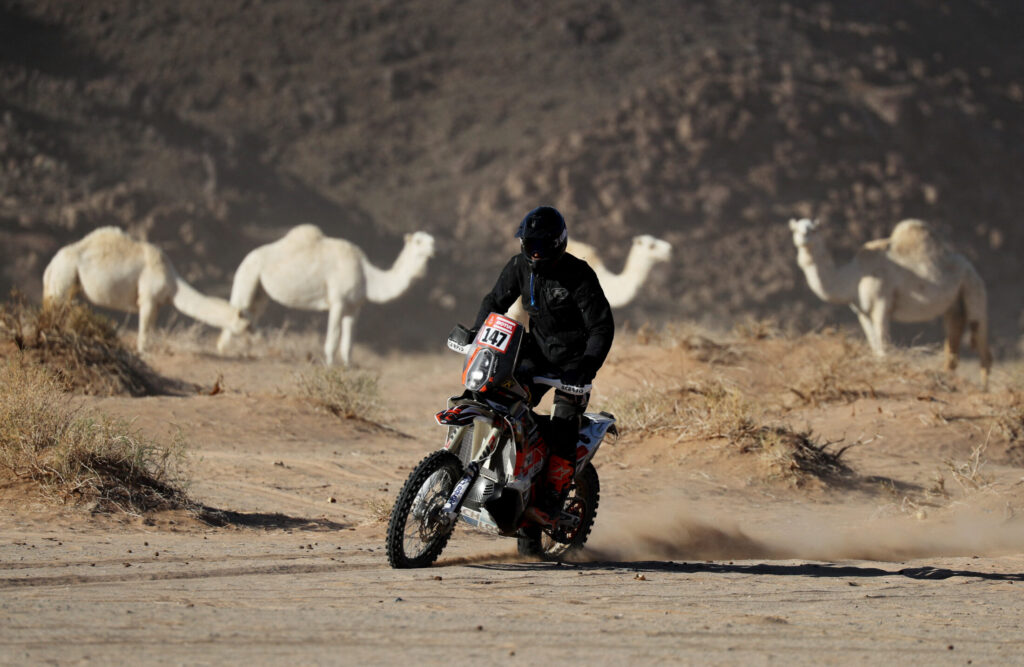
171 276 246 333
42 247 79 304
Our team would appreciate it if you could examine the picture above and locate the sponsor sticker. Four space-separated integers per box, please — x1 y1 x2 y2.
484 313 518 335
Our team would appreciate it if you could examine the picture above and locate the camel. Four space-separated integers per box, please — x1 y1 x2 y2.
506 234 673 323
42 226 249 352
789 217 992 389
216 224 435 366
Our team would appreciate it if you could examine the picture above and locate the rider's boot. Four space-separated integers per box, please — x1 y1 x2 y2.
524 454 574 527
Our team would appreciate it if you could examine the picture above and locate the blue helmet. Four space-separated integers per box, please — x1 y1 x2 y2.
515 206 568 269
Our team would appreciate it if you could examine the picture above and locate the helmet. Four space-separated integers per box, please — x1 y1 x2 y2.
515 206 568 269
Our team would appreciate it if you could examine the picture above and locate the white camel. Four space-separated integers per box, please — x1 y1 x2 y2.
42 226 249 352
216 224 435 366
789 218 992 389
506 234 673 323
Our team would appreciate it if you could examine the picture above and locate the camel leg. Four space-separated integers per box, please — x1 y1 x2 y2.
869 298 892 357
324 302 343 366
338 313 358 367
961 268 992 391
942 299 966 372
852 307 882 355
137 295 158 353
971 322 992 392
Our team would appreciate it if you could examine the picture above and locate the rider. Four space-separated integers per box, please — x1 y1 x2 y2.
471 205 614 526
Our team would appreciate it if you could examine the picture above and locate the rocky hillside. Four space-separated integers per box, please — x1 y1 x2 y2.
2 0 1022 352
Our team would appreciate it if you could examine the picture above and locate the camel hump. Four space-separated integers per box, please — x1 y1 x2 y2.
887 219 953 279
282 224 325 247
889 219 949 256
82 225 134 247
889 219 947 258
77 226 148 261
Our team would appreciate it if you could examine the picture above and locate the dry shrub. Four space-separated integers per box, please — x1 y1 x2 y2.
635 322 743 364
606 379 756 440
944 442 993 494
786 333 879 405
226 321 325 362
366 496 392 523
732 316 785 341
146 320 210 355
787 330 969 405
0 360 191 514
297 366 380 419
995 391 1023 465
674 333 741 365
737 426 853 487
0 293 165 396
606 379 852 486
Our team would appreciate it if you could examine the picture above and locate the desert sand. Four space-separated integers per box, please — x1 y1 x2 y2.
2 328 1022 665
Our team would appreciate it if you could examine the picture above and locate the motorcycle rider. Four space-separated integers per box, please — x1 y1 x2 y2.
471 205 614 527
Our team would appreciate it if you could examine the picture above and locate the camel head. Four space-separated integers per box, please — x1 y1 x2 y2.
400 231 436 279
788 218 821 249
630 235 672 264
404 231 436 258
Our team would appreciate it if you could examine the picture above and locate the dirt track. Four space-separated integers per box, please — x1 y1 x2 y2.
2 332 1023 663
4 529 1023 664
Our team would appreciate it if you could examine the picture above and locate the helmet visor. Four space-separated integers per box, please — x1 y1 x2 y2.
521 236 562 261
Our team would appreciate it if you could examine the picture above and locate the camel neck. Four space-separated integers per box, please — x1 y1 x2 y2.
596 250 651 306
796 241 857 304
362 247 427 303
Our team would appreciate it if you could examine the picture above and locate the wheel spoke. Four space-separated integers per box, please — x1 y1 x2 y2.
402 468 453 559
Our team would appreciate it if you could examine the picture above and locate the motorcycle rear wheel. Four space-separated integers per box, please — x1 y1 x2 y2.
518 461 600 560
386 450 463 569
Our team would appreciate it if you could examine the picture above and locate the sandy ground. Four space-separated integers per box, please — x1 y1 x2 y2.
2 330 1023 665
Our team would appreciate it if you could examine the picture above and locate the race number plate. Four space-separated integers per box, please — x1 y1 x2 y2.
477 313 518 353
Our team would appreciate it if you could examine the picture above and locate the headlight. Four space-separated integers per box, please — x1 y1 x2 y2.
464 349 496 391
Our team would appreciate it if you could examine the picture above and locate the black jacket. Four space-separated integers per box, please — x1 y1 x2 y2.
473 253 614 381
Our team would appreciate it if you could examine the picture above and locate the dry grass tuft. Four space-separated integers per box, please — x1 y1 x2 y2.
732 316 785 342
0 293 165 396
943 442 993 494
995 391 1023 463
785 330 969 405
0 360 192 514
605 379 756 440
635 322 743 364
297 366 380 419
786 333 880 405
366 496 392 523
606 378 853 486
736 426 854 487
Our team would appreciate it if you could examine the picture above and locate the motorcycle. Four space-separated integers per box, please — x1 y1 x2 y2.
385 312 617 568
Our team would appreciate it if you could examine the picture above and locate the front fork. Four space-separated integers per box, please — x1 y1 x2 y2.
438 461 479 528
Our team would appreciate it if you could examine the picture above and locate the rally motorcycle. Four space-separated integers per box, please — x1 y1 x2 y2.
385 312 617 568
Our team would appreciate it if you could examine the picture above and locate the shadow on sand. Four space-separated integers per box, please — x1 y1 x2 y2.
197 507 349 531
471 559 1024 582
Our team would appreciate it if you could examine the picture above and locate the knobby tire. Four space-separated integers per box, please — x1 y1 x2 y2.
386 450 463 569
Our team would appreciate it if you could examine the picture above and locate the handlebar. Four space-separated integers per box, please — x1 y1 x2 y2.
532 376 591 396
446 324 591 395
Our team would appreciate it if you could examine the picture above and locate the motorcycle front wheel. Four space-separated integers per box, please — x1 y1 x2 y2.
386 450 463 569
518 461 600 560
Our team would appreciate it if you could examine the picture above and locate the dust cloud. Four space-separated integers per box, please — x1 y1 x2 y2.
583 501 1024 563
